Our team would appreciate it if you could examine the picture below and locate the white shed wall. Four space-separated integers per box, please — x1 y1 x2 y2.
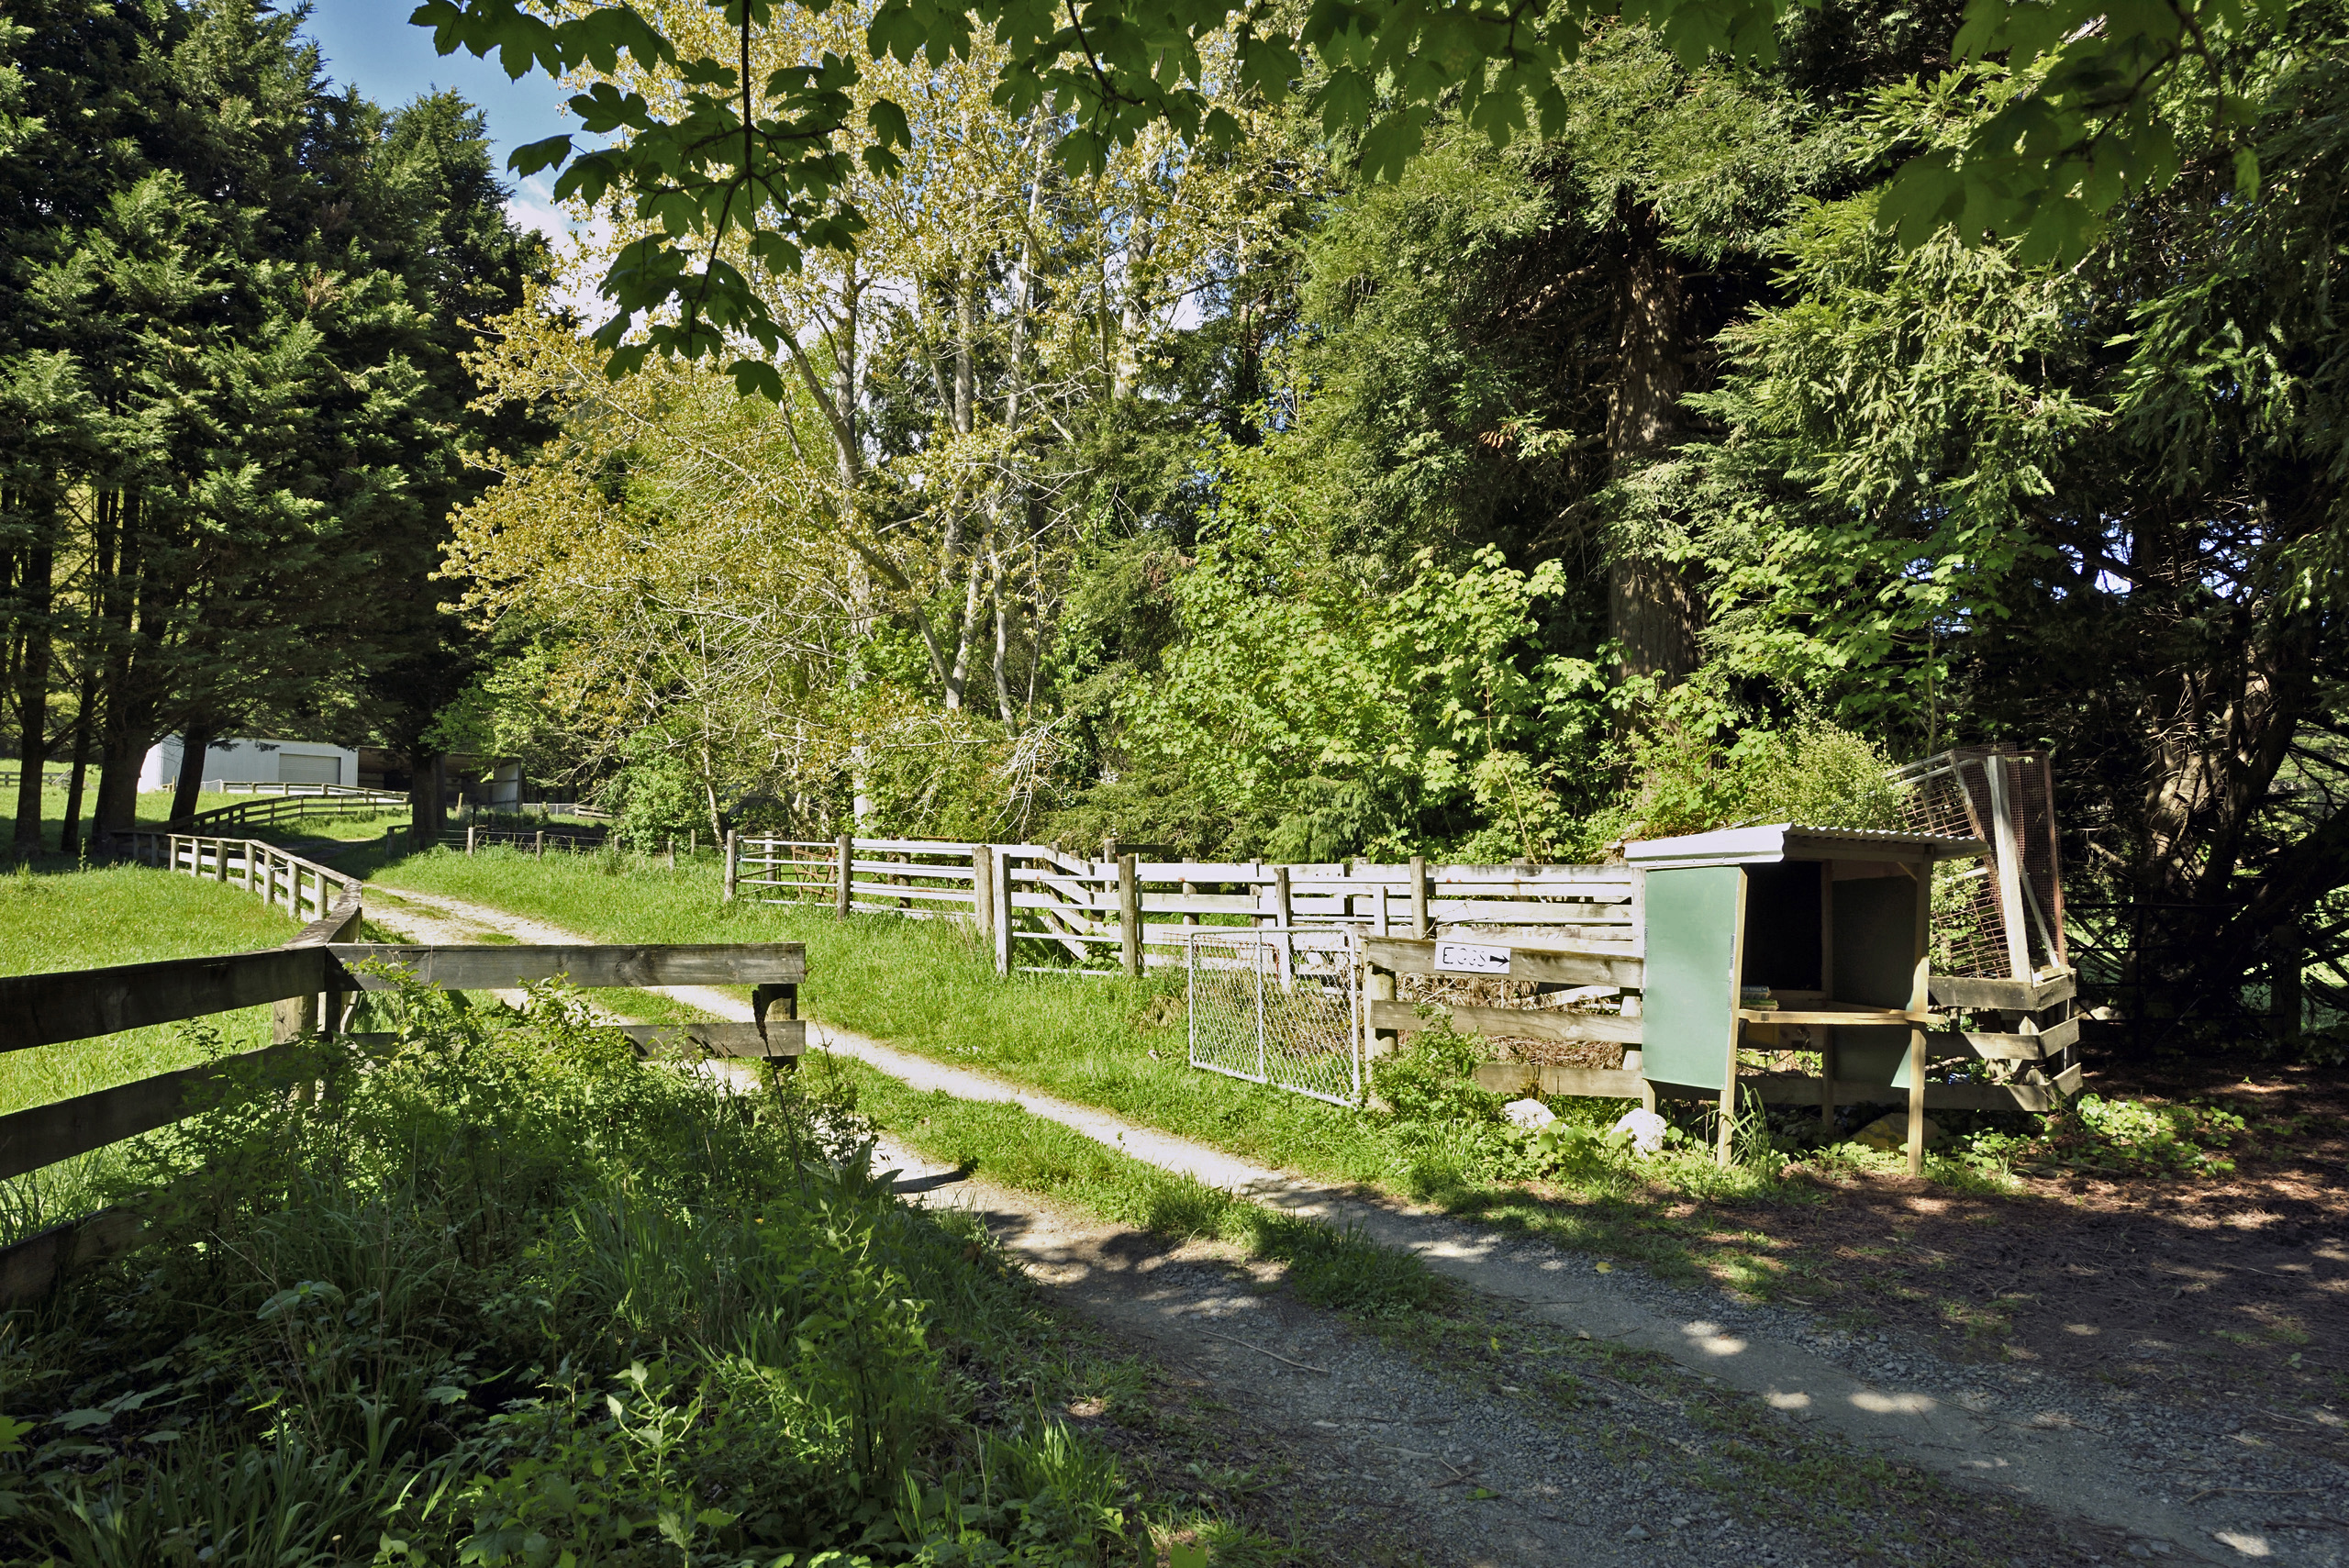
138 736 360 791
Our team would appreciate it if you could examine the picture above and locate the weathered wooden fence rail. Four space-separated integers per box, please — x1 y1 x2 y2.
440 823 611 856
0 915 808 1308
728 834 1643 980
177 788 407 833
0 768 77 791
128 831 359 925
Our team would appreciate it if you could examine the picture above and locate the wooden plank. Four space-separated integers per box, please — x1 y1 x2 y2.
1372 999 1642 1046
1474 1063 1647 1098
1132 860 1263 881
848 880 972 905
0 1041 311 1181
1362 936 1643 989
1242 873 1633 898
1138 922 1353 947
0 1206 148 1308
346 1022 809 1058
1475 1061 2086 1107
290 887 365 948
1004 845 1096 876
1736 1008 1946 1027
1430 881 1636 899
1922 1016 2076 1062
1426 898 1637 924
1120 853 1143 977
1438 926 1640 951
1927 970 2076 1010
328 943 805 989
1646 1073 2082 1113
1136 891 1294 915
0 948 331 1053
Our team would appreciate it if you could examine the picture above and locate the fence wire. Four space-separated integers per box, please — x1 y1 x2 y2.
1186 929 1363 1106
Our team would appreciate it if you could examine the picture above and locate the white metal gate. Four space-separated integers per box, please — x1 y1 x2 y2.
1185 928 1363 1106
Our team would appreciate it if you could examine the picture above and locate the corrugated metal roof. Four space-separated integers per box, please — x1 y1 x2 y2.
1621 823 1987 867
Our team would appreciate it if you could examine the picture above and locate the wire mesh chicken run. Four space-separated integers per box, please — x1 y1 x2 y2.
1891 747 2068 981
1185 929 1364 1106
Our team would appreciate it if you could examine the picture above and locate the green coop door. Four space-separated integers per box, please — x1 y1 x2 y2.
1640 865 1745 1092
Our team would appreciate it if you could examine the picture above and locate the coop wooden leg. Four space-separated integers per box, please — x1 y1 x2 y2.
1717 1020 1742 1168
1905 1029 1926 1176
1820 1029 1838 1140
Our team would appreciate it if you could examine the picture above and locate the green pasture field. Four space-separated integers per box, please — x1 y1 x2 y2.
0 862 301 1107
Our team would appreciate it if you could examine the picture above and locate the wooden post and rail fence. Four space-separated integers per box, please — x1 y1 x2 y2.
724 836 1642 976
0 844 807 1310
173 787 408 835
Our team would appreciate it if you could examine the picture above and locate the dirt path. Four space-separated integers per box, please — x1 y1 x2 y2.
362 883 2344 1566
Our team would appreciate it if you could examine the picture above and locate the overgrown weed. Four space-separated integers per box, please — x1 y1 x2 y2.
0 979 1143 1565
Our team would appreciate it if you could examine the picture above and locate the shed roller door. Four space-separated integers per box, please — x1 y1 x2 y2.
278 753 340 786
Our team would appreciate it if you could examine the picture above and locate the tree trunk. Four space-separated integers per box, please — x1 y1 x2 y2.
1606 200 1703 684
59 673 94 858
990 553 1017 727
168 723 215 824
91 717 150 854
409 751 446 844
9 532 50 855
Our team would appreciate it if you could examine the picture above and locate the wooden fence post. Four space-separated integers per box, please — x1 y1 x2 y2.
972 844 993 940
212 838 227 884
665 836 675 871
535 829 546 860
466 824 477 856
992 849 1012 977
1273 865 1293 928
834 835 852 918
1365 962 1398 1060
723 831 739 902
688 829 697 857
1409 854 1430 940
1119 853 1142 978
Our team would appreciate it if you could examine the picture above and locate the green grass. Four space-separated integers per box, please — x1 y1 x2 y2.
0 984 1191 1566
367 846 1845 1296
0 860 307 1238
0 861 302 1114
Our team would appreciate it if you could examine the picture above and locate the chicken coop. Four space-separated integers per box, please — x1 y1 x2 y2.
1408 748 2083 1173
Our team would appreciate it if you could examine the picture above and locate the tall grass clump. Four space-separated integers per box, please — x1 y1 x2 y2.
0 982 1129 1566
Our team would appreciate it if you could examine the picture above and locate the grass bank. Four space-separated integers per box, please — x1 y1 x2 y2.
1 982 1273 1566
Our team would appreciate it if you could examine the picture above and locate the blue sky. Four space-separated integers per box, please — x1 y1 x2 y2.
292 0 583 239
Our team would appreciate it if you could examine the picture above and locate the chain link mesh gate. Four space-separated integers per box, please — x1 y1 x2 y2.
1185 928 1364 1106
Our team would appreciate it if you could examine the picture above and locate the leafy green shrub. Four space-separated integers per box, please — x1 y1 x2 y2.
0 982 1129 1566
1585 693 1909 851
607 750 714 850
1370 1017 1502 1127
